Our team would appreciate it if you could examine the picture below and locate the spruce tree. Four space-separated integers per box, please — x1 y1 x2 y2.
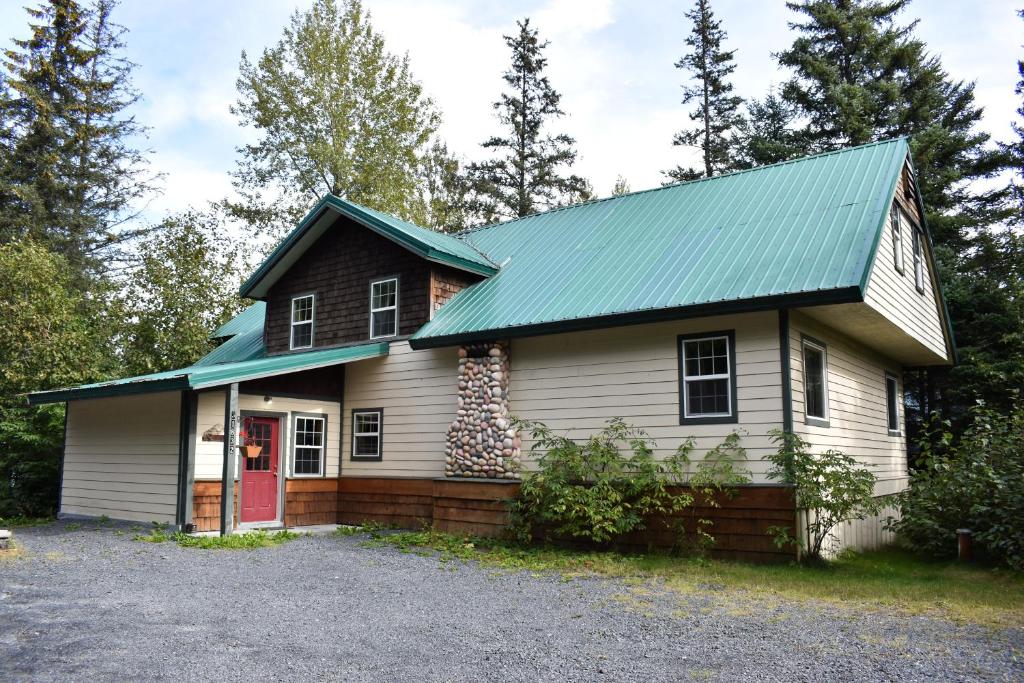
777 0 1017 432
0 0 154 280
665 0 744 182
731 91 803 168
467 19 589 221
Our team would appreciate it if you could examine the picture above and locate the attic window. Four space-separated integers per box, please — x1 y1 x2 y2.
912 230 925 294
890 205 904 274
290 294 315 350
370 278 398 339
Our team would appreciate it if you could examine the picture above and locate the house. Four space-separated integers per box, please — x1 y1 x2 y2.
29 138 953 560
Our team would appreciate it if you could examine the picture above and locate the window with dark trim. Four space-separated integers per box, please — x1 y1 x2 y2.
678 331 737 424
351 408 382 460
890 205 904 274
292 414 325 476
912 230 925 294
370 278 398 339
802 337 829 426
885 374 900 434
290 294 315 349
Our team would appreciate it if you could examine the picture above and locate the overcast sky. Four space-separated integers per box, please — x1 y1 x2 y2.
2 0 1021 221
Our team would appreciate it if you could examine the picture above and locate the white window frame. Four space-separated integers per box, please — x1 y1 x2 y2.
890 205 904 274
291 413 326 477
885 373 900 435
369 278 398 340
680 334 733 420
912 230 925 294
290 294 315 350
801 337 830 426
351 409 382 460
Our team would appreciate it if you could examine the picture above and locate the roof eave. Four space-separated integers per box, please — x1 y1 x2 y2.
27 375 192 405
239 195 497 299
409 287 864 349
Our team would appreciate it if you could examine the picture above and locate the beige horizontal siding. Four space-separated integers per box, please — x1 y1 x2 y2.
342 341 457 478
790 311 908 488
863 203 948 358
194 392 340 480
510 312 784 482
61 391 181 523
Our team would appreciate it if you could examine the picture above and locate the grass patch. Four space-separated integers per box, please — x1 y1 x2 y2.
364 529 1024 629
135 524 300 549
0 515 54 528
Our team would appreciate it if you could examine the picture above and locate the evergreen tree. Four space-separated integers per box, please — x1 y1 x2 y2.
419 141 470 233
227 0 440 240
611 175 631 196
777 0 1016 429
0 0 155 281
731 91 802 168
665 0 744 182
467 19 589 221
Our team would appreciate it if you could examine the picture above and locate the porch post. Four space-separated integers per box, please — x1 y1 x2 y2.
220 383 239 535
175 390 198 530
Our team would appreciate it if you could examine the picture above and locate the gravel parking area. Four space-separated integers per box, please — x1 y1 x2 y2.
1 521 1021 682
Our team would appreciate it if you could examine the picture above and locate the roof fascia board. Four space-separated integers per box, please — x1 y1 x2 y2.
188 342 389 389
27 376 192 405
409 287 863 349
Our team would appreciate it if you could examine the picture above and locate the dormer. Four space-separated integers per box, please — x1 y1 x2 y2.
239 196 495 355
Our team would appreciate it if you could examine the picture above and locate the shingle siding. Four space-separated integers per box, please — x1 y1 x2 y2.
263 215 432 353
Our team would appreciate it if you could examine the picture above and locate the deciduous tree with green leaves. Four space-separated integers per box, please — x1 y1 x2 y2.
0 240 112 516
468 19 590 221
225 0 441 240
117 210 244 375
666 0 744 182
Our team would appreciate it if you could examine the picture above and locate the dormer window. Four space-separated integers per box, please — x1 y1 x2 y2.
370 278 398 339
290 294 315 349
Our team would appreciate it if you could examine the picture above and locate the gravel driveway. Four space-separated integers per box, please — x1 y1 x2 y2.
1 521 1021 682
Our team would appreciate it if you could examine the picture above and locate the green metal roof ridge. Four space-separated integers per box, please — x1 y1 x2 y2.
27 342 390 404
459 136 911 240
240 194 497 298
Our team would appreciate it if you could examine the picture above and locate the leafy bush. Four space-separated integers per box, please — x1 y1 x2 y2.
510 418 751 550
764 429 881 562
511 418 695 544
890 402 1024 570
677 430 751 554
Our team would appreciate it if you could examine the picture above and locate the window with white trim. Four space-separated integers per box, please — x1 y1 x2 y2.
292 415 325 476
885 374 900 434
680 335 733 420
890 205 904 274
352 409 382 459
802 338 829 425
912 230 924 293
370 278 398 339
290 294 315 349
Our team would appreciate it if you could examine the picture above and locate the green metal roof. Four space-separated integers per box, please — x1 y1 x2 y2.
28 341 387 405
210 302 265 339
28 300 388 404
411 138 913 348
240 194 497 298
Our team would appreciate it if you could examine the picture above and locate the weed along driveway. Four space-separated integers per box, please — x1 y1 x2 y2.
2 522 1022 682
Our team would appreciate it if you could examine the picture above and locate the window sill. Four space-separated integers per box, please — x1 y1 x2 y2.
679 414 738 426
805 416 830 428
290 473 326 479
350 455 382 462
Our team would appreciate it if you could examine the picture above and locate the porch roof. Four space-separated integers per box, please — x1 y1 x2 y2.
27 341 389 405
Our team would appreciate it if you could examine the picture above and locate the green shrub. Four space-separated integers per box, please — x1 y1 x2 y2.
511 418 695 545
890 402 1024 570
511 418 750 549
764 429 881 562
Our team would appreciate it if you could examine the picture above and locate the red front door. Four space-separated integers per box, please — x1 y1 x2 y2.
240 417 279 523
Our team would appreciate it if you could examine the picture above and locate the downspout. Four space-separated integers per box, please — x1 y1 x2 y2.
778 309 800 560
57 402 69 518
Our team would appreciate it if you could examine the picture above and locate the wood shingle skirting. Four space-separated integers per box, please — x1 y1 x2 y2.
192 477 797 562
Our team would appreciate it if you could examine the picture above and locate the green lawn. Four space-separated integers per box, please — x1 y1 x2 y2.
360 529 1024 629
